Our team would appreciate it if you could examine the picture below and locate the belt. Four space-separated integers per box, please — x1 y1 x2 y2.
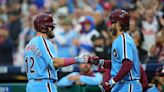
29 79 57 83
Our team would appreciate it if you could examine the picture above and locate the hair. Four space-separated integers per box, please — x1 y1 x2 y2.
120 22 129 32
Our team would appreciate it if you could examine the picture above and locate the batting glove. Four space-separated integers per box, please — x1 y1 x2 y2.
75 54 88 63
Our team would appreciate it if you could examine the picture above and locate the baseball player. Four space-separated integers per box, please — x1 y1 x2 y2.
89 9 142 92
24 13 88 92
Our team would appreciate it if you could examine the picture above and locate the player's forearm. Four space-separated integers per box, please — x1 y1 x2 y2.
140 65 149 91
53 55 87 67
57 76 74 87
53 58 76 68
113 59 133 82
80 74 103 85
103 60 111 69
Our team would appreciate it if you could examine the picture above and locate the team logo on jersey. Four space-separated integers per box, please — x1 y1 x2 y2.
113 49 117 58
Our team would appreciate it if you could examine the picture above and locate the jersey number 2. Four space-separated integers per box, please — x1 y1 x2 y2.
25 57 35 73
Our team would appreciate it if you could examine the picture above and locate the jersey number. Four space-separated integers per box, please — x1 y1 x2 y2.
25 57 35 73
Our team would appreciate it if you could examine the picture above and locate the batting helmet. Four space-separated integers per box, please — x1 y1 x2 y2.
34 13 55 33
109 9 129 30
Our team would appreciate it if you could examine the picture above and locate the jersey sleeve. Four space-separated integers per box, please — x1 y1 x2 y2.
118 34 133 62
40 37 57 70
57 72 79 87
79 73 103 85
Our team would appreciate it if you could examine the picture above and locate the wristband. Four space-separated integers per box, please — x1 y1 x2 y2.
109 78 116 86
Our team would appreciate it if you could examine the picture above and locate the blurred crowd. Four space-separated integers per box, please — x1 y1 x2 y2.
0 0 164 66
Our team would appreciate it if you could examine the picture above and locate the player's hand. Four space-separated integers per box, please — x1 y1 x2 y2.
75 54 88 64
102 81 111 91
68 75 80 81
102 81 115 91
102 82 112 92
75 81 85 85
88 56 104 66
104 82 109 86
88 56 100 65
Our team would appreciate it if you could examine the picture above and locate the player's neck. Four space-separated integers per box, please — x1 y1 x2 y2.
113 31 124 40
117 31 124 36
36 32 48 38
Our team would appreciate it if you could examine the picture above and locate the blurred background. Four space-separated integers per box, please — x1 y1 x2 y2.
0 0 164 92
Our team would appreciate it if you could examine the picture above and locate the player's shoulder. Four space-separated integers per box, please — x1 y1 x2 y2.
120 33 132 41
120 33 129 39
29 36 41 42
122 33 136 46
26 36 43 47
114 34 122 43
114 33 132 45
34 36 51 44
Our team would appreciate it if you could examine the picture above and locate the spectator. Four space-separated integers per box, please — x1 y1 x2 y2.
103 2 112 17
149 29 164 63
54 16 79 58
0 18 5 27
92 34 111 60
29 4 39 16
0 25 13 66
8 10 22 52
57 63 103 86
77 16 99 55
86 0 104 14
132 30 148 63
32 0 44 9
6 1 26 65
151 66 164 92
140 65 160 92
140 8 160 55
28 4 40 20
21 0 30 16
95 2 112 36
51 0 75 14
55 7 69 27
130 19 148 63
92 2 113 60
14 16 35 66
54 11 79 72
22 17 36 45
0 0 8 22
